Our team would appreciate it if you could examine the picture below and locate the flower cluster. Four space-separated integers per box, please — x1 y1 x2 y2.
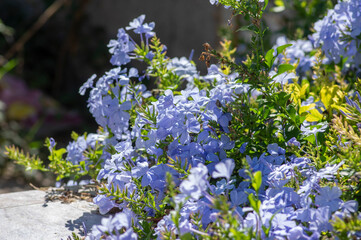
270 0 361 79
86 209 138 240
156 146 357 239
312 0 361 67
8 0 361 239
76 4 361 237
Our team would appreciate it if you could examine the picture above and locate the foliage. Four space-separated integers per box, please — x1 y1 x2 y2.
6 0 361 239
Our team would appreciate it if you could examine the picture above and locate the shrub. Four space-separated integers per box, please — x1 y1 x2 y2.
7 0 361 239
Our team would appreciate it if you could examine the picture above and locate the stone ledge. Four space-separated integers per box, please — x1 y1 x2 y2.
0 190 103 240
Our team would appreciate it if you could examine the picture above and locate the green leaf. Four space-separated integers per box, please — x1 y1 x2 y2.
180 233 193 240
304 134 315 145
265 49 275 68
29 141 42 149
5 145 47 172
54 148 67 158
277 91 291 107
0 59 17 80
277 64 295 75
80 161 86 171
248 193 260 213
237 24 257 33
287 106 298 123
276 44 292 55
71 131 79 141
252 171 262 192
262 225 270 236
248 193 256 209
263 0 269 10
71 232 81 240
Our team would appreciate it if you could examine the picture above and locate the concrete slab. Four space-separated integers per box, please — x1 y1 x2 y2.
0 190 103 240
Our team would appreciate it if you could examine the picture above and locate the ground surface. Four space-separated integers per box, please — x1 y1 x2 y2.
0 189 103 240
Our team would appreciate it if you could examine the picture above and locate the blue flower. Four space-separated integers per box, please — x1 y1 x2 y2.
269 70 297 86
66 136 88 165
239 142 248 154
167 57 198 80
141 164 179 193
287 226 310 240
212 158 235 181
309 206 333 232
301 121 328 145
108 28 135 66
286 137 300 148
219 134 235 150
230 189 248 206
48 137 56 152
131 161 149 178
180 163 209 200
93 194 116 215
315 186 342 212
339 200 358 215
312 0 361 69
210 179 234 195
145 51 155 61
267 143 285 156
79 74 96 95
126 14 155 35
86 209 137 240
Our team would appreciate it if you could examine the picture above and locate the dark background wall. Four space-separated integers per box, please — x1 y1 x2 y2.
0 0 223 121
87 0 221 61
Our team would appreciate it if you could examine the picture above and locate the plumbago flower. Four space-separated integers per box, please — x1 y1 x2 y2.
153 144 358 239
312 0 361 68
9 0 361 238
76 5 361 238
66 133 105 165
82 14 254 234
81 67 145 140
86 209 138 240
269 0 361 80
108 28 135 66
167 57 197 79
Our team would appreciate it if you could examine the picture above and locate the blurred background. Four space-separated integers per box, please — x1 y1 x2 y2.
0 0 224 193
0 0 330 193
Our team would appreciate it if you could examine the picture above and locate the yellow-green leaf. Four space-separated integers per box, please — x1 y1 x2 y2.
299 103 315 114
300 82 309 98
331 104 348 113
320 85 343 109
305 109 323 122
